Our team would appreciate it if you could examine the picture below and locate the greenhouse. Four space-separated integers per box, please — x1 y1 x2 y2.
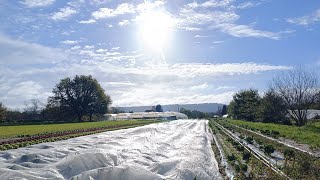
105 112 188 120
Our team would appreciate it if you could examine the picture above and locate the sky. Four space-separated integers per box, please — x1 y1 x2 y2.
0 0 319 109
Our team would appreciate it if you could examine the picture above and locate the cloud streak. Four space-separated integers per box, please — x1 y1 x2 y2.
287 8 320 25
21 0 55 8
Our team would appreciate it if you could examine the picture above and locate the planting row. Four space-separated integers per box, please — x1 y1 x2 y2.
209 120 285 179
214 119 320 179
0 121 156 151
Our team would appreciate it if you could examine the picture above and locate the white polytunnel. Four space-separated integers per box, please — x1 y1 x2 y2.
105 112 188 120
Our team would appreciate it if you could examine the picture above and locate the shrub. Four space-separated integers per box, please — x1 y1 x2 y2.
227 154 236 161
264 144 275 155
236 145 244 152
0 145 7 151
242 151 251 162
245 136 254 144
240 164 248 171
271 130 280 138
235 164 240 172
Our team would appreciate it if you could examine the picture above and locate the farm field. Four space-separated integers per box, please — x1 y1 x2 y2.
0 120 221 180
227 119 320 149
0 120 159 151
0 120 157 139
210 119 320 179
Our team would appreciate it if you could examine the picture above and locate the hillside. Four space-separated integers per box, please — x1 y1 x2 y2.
115 103 224 113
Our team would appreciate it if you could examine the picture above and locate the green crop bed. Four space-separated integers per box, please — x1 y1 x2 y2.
0 120 158 139
227 119 320 149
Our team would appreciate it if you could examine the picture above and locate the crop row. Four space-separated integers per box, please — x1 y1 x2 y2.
0 121 155 151
210 120 287 179
214 119 320 179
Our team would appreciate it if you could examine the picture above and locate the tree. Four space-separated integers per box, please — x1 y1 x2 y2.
259 90 289 124
271 67 319 126
48 75 111 122
24 99 44 121
229 89 261 121
311 92 320 109
155 104 163 112
221 105 227 115
0 102 7 122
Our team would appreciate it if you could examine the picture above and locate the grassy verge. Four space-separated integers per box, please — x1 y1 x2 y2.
0 120 158 139
227 119 320 149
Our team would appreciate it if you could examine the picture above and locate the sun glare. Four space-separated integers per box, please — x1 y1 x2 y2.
137 11 173 53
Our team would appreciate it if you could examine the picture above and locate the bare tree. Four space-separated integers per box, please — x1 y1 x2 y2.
0 102 7 122
271 67 319 126
24 99 43 115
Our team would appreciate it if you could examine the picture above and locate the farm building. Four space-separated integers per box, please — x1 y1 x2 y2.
105 112 188 120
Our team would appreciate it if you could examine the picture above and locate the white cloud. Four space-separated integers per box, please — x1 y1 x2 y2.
195 35 209 38
0 33 66 64
70 45 81 50
61 40 79 45
104 82 136 87
287 8 320 25
21 0 55 8
2 81 51 109
175 0 282 39
185 27 202 31
92 3 135 19
118 19 130 26
136 0 166 12
111 47 120 50
216 86 235 90
0 36 292 108
51 7 78 21
218 24 280 40
191 83 209 90
119 63 291 78
237 2 261 9
186 0 233 9
79 19 96 24
212 40 224 44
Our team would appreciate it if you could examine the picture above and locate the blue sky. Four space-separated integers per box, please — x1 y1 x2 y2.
0 0 319 109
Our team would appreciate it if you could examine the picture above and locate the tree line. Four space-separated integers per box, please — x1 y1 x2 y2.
228 67 320 126
0 75 111 124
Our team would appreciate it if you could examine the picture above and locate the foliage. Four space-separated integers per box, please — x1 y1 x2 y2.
242 151 251 162
0 120 153 139
263 144 275 155
228 89 261 121
221 105 227 116
245 136 254 144
179 108 215 119
110 107 125 114
259 90 289 124
284 149 295 160
229 119 320 148
155 104 163 112
271 67 319 126
227 154 236 161
48 75 111 122
0 102 7 122
0 120 157 150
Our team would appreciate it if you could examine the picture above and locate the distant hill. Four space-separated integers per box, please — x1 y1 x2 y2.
115 103 225 113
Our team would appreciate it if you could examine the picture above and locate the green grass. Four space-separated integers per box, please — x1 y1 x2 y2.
0 120 157 139
227 119 320 149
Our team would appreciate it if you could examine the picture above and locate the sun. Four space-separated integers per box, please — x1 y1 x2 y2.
136 11 174 53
